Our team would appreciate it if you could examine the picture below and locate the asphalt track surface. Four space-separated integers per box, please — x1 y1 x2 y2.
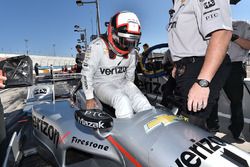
1 86 250 155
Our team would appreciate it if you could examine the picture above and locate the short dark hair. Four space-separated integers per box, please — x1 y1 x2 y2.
75 45 81 49
143 43 149 48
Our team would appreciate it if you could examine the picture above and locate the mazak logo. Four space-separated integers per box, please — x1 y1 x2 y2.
100 66 127 75
144 114 180 133
33 116 71 148
77 117 105 129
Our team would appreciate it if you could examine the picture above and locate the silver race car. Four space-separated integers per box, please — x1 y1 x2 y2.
3 70 250 167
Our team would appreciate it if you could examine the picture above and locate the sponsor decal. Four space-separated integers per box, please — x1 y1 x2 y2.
203 0 215 9
83 110 106 117
175 136 249 167
168 21 177 30
34 88 47 95
83 62 88 67
33 116 71 148
72 136 109 151
76 117 105 129
205 12 219 21
33 116 60 148
100 66 127 75
83 75 88 89
144 114 181 133
75 110 113 129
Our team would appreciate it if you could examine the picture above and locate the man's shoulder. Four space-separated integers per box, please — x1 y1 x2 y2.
233 20 250 27
89 37 107 47
86 37 109 58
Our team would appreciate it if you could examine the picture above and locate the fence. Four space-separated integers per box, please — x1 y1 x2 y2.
0 53 75 67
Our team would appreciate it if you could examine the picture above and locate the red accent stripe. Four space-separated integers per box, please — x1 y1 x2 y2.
107 135 142 167
59 131 71 144
18 119 29 123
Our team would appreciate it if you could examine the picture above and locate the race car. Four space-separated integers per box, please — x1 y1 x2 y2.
3 72 250 167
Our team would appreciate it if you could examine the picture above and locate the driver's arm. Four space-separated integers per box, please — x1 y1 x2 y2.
81 43 101 109
125 50 136 82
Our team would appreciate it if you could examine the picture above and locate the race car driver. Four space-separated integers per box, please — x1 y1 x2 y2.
82 11 152 118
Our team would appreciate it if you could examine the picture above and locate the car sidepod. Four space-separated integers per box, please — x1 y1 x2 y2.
32 100 123 167
109 107 250 167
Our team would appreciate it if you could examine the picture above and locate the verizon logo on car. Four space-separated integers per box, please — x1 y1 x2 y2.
175 136 248 166
33 115 60 148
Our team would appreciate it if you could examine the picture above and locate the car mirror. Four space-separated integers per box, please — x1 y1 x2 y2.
0 55 33 88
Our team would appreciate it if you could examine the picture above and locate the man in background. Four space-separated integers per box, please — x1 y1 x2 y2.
34 63 39 76
207 20 250 141
0 57 7 164
75 44 85 73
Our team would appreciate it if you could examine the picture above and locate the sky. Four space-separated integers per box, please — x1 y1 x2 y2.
0 0 249 57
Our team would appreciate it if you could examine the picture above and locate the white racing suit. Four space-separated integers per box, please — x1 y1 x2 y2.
82 37 152 118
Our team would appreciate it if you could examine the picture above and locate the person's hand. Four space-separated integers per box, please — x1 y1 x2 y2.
0 57 7 88
187 83 210 112
171 65 176 78
0 57 6 61
86 99 97 109
0 74 7 89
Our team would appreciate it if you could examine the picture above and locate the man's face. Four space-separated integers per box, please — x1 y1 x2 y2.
76 47 81 53
143 46 148 51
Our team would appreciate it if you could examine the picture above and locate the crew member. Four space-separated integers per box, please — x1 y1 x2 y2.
75 45 85 73
168 0 232 129
208 20 250 140
82 11 152 118
34 63 39 76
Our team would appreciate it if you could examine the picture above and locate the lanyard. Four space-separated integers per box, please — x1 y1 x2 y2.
168 0 188 31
